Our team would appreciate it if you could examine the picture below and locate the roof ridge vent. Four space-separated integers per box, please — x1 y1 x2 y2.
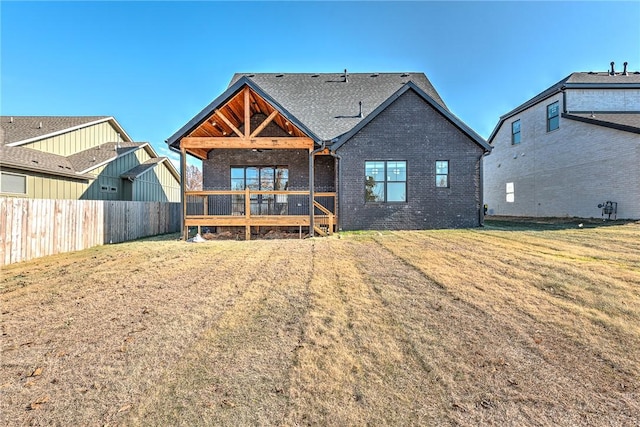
610 61 615 76
623 61 628 76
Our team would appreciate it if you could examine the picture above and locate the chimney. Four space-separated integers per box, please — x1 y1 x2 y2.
623 61 628 76
610 61 615 75
343 68 348 83
358 101 363 118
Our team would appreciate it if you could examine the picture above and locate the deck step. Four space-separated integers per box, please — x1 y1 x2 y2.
313 225 328 237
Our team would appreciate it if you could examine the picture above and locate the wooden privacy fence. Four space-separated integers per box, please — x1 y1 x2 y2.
0 198 181 266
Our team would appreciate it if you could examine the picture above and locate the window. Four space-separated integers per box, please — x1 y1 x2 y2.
506 182 515 203
0 172 26 194
547 101 559 132
100 185 117 193
511 120 521 144
231 166 289 214
365 161 406 202
435 161 449 188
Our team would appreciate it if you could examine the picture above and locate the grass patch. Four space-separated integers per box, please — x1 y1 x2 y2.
1 221 639 426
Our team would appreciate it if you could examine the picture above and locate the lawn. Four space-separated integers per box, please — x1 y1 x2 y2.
1 219 639 426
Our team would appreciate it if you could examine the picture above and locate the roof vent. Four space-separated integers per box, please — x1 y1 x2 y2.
311 74 319 78
9 116 14 123
343 69 348 83
370 73 379 77
401 73 410 77
358 101 363 118
247 74 255 77
275 74 284 77
38 121 43 129
623 61 628 76
610 61 615 75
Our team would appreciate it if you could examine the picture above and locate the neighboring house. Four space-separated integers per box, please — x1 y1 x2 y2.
484 62 640 219
1 116 180 202
167 71 490 239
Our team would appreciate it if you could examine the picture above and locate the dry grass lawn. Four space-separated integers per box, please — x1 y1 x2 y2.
1 218 639 426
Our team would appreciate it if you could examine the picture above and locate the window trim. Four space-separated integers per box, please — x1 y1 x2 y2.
0 171 27 195
511 119 521 145
364 160 407 203
435 160 449 188
547 101 559 132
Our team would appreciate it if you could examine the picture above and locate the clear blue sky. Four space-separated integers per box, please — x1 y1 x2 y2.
2 1 639 168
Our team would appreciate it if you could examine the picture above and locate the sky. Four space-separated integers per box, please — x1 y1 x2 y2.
2 1 639 168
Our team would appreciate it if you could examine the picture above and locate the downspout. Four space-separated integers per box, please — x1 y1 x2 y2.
330 150 342 231
309 141 326 237
479 152 486 226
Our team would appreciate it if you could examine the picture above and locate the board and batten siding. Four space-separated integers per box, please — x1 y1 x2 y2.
20 121 125 156
1 149 180 202
1 167 91 200
0 197 181 266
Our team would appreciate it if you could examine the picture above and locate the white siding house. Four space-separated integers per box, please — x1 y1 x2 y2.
484 62 640 219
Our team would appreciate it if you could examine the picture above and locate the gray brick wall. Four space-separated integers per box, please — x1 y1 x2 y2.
336 90 485 230
484 92 640 219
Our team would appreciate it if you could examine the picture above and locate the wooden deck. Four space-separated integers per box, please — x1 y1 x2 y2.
184 189 336 240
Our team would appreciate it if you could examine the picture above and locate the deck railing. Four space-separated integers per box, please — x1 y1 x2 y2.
184 189 336 239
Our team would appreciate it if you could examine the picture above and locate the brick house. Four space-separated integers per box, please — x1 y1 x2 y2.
484 62 640 219
167 71 490 239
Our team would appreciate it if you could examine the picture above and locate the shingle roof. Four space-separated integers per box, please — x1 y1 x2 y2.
562 112 640 134
67 141 142 174
0 144 94 180
120 157 166 180
228 72 448 142
0 116 111 145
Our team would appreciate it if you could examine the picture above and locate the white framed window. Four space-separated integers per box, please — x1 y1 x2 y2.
506 182 515 203
1 172 27 194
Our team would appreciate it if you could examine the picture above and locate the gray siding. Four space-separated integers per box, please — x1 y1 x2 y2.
336 90 485 230
484 92 640 219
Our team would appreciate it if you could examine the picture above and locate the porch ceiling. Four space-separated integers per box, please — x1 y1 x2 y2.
182 87 313 159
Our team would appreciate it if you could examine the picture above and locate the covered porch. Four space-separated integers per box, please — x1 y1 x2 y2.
175 82 337 240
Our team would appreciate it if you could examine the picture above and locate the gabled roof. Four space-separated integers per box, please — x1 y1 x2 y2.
331 81 490 152
120 158 167 180
487 69 640 144
0 116 133 146
167 76 322 149
67 141 142 174
168 72 490 152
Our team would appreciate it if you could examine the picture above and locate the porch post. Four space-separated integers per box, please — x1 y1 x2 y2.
180 146 187 240
309 148 315 237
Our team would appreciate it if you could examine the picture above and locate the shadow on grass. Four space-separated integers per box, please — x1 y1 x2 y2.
484 216 639 231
